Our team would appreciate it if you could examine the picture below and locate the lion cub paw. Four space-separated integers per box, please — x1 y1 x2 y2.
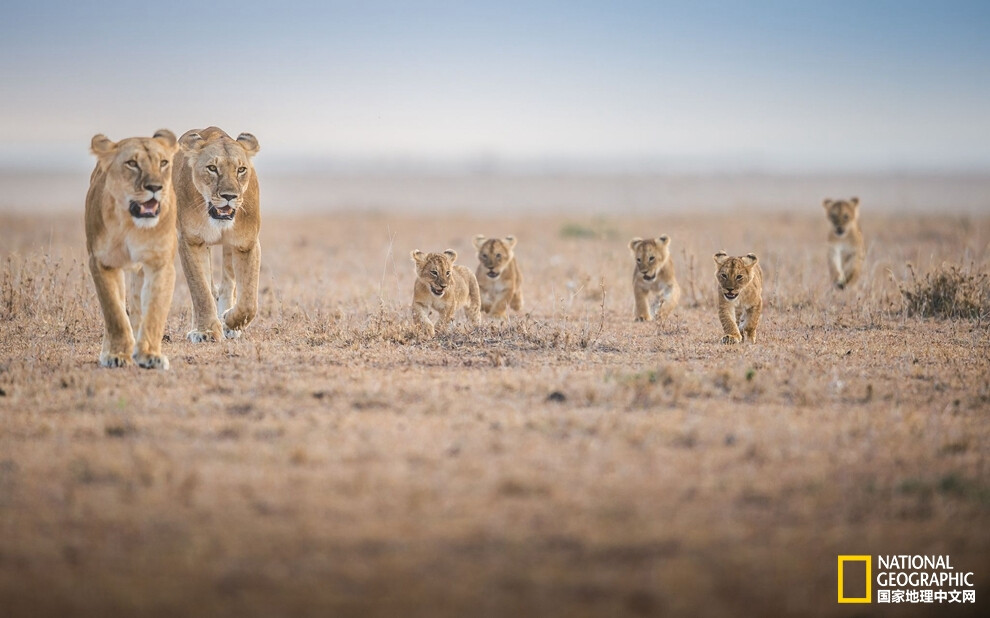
721 334 742 345
133 352 170 370
221 309 242 340
99 353 131 368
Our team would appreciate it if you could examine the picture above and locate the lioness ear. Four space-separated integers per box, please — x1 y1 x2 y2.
90 134 117 157
152 129 177 151
236 132 260 157
849 196 859 208
657 234 670 246
504 235 517 249
411 250 425 265
713 251 729 266
179 130 206 152
741 253 759 267
472 234 487 249
822 198 833 209
629 237 643 252
443 249 457 262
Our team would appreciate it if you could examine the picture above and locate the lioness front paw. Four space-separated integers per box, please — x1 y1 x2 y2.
99 353 131 368
133 352 170 370
721 334 742 345
187 329 219 343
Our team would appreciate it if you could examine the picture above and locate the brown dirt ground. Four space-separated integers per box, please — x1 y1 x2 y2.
1 210 988 617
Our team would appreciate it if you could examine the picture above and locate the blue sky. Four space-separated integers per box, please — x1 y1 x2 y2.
1 0 989 171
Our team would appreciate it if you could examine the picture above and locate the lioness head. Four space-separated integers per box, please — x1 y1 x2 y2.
412 249 457 297
179 127 260 228
473 235 516 279
629 236 671 281
714 251 759 300
90 130 177 228
823 197 859 237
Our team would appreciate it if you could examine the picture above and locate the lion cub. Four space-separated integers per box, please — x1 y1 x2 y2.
823 197 865 289
411 249 481 338
85 130 178 369
473 235 523 317
629 235 681 321
713 251 763 344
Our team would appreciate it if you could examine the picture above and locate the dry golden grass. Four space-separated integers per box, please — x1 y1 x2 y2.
1 209 988 617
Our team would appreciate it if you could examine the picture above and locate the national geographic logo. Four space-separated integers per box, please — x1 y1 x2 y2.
837 556 872 603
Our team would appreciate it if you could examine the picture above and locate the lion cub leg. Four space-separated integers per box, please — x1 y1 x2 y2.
510 288 523 312
466 273 481 325
412 302 436 338
133 261 176 369
719 303 742 344
179 239 223 342
222 241 260 339
841 249 862 287
89 257 135 367
828 246 846 289
657 284 681 319
127 267 144 336
740 303 761 344
634 287 652 321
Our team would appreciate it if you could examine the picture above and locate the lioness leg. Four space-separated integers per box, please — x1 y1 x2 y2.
217 244 237 320
133 261 176 369
223 241 260 336
178 238 222 342
89 256 134 367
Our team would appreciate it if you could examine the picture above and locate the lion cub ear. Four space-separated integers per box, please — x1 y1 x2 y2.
90 134 117 158
472 235 487 249
849 196 859 208
741 253 759 267
822 198 834 210
713 251 729 266
152 129 177 151
657 234 670 246
236 133 260 157
628 237 643 252
503 235 517 249
179 130 206 152
443 249 458 262
410 250 426 265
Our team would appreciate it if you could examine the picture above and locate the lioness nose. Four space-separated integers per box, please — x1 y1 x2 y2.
145 183 163 192
221 193 238 201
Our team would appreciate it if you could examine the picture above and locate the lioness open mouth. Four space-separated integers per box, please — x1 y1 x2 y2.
209 205 236 221
129 199 160 218
723 291 738 300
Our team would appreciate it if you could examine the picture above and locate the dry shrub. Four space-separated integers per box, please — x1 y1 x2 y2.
897 263 990 322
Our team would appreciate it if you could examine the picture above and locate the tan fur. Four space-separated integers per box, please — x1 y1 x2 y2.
629 235 681 321
472 235 523 317
714 252 763 344
411 250 481 338
174 127 262 342
85 130 179 369
823 197 865 289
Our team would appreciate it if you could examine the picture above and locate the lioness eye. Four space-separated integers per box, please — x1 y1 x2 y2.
207 165 218 173
125 160 138 169
237 167 247 174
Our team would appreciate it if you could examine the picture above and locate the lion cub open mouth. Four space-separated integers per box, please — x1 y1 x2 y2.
129 198 160 218
431 285 445 296
642 273 656 281
723 291 738 300
487 270 499 279
208 205 236 221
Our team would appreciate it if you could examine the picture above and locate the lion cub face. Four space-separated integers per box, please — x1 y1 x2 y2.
823 197 859 237
473 235 516 279
179 128 260 227
714 252 759 300
629 236 671 281
412 250 457 297
90 130 178 228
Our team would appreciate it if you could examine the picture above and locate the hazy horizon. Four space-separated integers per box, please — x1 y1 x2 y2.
2 1 989 174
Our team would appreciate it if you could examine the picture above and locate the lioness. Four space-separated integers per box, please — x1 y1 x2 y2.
714 251 763 344
174 127 261 342
85 130 178 369
472 234 523 317
629 235 681 321
411 249 481 338
823 197 865 289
